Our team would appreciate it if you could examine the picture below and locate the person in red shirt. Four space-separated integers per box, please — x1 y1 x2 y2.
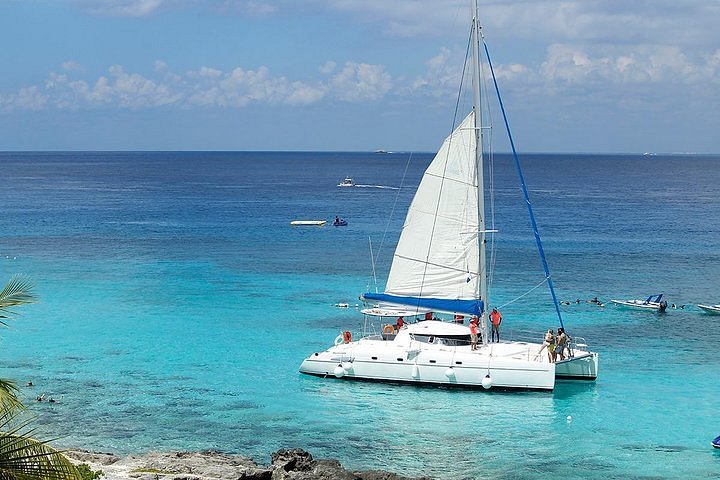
395 316 405 332
490 307 502 343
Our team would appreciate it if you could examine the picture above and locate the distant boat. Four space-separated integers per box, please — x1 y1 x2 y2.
337 177 355 187
375 150 390 154
712 435 720 449
610 294 668 312
332 217 348 226
290 220 326 226
697 304 720 315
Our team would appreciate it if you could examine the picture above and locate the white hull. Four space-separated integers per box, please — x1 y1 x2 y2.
610 299 664 311
300 326 598 391
697 304 720 314
290 220 326 226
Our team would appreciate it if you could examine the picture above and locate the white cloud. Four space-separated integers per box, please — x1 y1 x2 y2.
327 62 392 102
73 0 165 17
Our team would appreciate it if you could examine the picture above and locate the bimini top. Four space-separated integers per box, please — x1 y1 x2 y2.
645 294 663 303
361 292 484 317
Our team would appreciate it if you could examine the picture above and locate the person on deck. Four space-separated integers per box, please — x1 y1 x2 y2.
555 327 568 361
395 316 405 332
490 307 502 343
469 317 479 351
538 329 555 362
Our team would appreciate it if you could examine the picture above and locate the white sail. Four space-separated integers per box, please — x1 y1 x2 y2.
385 112 481 302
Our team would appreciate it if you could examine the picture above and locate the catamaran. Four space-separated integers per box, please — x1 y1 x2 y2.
299 0 598 390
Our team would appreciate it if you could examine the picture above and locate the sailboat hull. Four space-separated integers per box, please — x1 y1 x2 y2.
554 350 599 380
300 339 556 390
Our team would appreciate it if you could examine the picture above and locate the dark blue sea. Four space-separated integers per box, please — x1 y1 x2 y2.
0 151 719 479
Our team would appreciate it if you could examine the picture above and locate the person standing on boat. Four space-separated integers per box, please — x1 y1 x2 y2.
538 329 555 362
395 316 405 332
555 327 567 361
469 317 479 351
490 308 502 342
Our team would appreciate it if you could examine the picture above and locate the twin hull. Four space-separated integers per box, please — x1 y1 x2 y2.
300 338 598 391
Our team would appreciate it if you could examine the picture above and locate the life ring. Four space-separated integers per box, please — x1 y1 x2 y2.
343 331 352 343
334 334 343 345
382 325 395 335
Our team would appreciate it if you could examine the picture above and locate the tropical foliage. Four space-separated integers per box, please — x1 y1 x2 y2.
0 276 83 480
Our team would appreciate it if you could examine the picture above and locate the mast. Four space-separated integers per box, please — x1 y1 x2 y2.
471 0 489 346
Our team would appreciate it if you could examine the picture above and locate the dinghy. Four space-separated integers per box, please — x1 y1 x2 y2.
697 304 720 315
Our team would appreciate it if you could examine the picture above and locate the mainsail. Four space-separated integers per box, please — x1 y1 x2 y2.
364 112 484 316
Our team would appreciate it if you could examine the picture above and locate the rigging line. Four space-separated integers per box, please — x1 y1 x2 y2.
415 24 474 312
495 278 549 310
482 38 565 330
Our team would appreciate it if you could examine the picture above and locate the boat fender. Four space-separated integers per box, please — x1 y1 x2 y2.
343 331 352 343
411 364 420 379
444 367 455 378
334 335 344 346
333 365 345 378
382 325 395 335
481 374 493 389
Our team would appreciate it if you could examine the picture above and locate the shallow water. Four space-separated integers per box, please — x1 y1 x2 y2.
0 151 719 479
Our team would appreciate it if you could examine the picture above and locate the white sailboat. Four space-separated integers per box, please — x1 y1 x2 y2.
299 0 598 390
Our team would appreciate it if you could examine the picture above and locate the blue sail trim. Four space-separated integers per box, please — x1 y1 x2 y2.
362 293 484 317
483 40 565 331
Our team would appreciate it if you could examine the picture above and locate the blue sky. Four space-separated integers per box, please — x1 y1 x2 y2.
1 0 718 153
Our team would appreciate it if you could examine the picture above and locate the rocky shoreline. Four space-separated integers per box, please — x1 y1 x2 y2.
65 448 431 480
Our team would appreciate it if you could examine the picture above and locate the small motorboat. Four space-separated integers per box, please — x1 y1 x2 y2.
290 220 326 226
712 435 720 449
332 217 348 226
337 177 355 187
697 304 720 315
610 294 668 312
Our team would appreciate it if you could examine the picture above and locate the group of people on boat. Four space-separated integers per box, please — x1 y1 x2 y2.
538 327 568 362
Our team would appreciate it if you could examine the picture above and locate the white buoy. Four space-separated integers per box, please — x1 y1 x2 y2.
333 365 345 378
567 415 573 422
341 362 353 371
444 367 455 378
481 374 493 389
411 364 420 379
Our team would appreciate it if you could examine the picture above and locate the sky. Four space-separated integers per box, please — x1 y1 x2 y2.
1 0 718 153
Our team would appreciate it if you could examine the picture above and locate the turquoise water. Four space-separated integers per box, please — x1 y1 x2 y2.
0 151 719 479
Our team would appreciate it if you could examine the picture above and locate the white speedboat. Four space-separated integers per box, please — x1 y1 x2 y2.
697 304 720 314
610 294 668 312
300 1 598 391
337 177 355 187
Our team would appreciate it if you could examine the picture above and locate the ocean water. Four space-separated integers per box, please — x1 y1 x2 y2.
0 151 719 479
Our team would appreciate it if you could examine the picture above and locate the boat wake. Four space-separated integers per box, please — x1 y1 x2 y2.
354 184 400 190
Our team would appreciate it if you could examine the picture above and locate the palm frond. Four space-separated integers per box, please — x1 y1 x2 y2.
0 409 81 480
0 433 81 480
0 276 37 325
0 381 23 417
